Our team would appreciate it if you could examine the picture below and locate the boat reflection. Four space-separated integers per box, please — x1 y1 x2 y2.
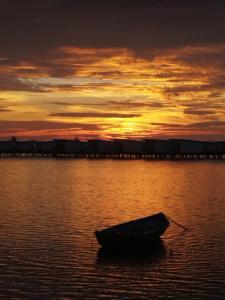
96 239 166 264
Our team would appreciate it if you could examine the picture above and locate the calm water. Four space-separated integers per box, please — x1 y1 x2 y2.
0 159 225 299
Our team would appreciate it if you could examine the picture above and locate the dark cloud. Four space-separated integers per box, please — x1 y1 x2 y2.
47 101 106 107
146 121 225 140
164 84 209 94
180 99 225 119
106 100 165 108
164 79 225 96
51 82 115 91
1 0 225 91
160 47 225 99
48 101 77 106
152 121 225 130
49 112 141 118
0 102 14 112
0 120 103 140
209 92 222 98
47 100 166 109
90 71 124 79
1 1 225 139
182 100 224 110
1 0 225 60
0 74 46 92
0 120 101 132
0 108 12 112
183 108 217 116
177 48 225 69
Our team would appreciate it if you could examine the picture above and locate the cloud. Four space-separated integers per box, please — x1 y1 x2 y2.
0 2 225 81
46 100 167 112
144 120 225 140
152 121 225 130
0 102 14 112
175 45 225 69
0 73 46 92
1 0 225 60
49 112 141 118
183 108 217 116
0 120 104 139
209 92 222 98
181 99 225 111
105 100 165 109
0 120 101 131
48 101 77 106
0 108 12 112
0 1 225 139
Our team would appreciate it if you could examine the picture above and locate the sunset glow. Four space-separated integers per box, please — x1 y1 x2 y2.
1 1 225 140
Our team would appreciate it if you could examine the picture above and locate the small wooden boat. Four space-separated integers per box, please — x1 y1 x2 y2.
95 212 170 248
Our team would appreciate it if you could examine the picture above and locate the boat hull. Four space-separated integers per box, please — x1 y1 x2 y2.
95 213 170 249
95 227 167 248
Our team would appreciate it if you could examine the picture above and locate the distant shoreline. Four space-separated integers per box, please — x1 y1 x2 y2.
0 138 225 160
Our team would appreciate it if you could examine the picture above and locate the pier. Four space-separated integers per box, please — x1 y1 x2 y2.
0 138 225 160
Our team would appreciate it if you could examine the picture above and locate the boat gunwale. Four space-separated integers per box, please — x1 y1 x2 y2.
95 224 169 238
95 212 169 235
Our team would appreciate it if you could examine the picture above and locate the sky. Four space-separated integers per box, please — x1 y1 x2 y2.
0 0 225 141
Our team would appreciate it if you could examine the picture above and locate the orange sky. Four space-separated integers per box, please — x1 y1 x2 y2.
1 1 225 141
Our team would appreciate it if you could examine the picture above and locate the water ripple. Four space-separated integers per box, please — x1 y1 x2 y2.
0 159 225 299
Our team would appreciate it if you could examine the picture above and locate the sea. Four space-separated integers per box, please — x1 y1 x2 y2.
0 158 225 299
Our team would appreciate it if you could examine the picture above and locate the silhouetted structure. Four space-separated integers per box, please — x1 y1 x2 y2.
0 137 225 159
87 140 113 158
36 141 55 156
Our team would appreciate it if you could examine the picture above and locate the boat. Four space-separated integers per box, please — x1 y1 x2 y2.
95 212 170 248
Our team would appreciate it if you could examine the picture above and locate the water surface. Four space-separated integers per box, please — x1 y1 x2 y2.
0 159 225 299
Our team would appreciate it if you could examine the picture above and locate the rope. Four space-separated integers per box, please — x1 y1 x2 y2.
167 216 188 231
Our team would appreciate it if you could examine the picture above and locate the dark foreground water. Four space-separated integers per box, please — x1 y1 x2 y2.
0 159 225 299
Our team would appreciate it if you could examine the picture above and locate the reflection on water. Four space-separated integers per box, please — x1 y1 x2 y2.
97 239 166 264
0 159 225 299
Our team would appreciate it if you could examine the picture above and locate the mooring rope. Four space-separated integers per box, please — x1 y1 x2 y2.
167 216 188 231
